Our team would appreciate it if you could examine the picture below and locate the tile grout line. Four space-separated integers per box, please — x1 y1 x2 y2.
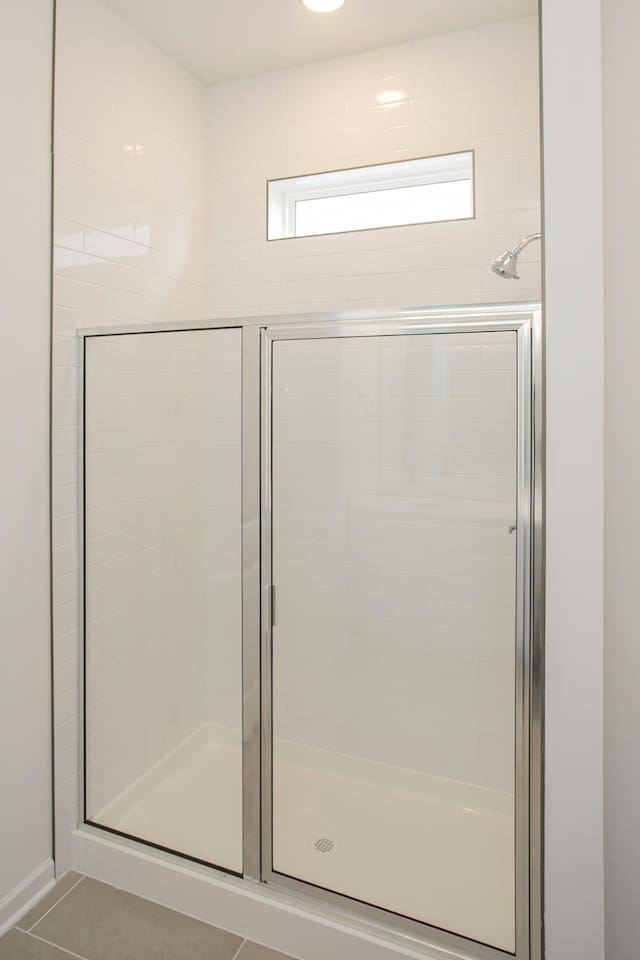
230 937 247 960
22 929 89 960
14 873 84 932
26 874 86 933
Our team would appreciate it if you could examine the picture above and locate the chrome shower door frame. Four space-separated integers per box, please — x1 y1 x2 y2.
260 306 543 960
77 303 543 960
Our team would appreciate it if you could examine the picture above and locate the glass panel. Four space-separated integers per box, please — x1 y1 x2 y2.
294 179 473 237
270 331 517 950
84 328 243 873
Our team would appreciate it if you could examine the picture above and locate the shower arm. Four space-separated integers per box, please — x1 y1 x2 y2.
509 233 542 256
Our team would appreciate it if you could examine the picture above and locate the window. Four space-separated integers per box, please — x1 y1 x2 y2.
267 151 474 240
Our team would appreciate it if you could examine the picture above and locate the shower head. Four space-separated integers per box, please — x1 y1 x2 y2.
491 233 542 280
491 249 520 279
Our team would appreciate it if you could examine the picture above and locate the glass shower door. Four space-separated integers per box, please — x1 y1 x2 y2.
265 324 525 952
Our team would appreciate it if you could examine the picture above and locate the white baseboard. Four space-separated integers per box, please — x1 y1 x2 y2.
0 859 56 937
71 828 462 960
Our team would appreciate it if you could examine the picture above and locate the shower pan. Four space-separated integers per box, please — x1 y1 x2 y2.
79 304 543 960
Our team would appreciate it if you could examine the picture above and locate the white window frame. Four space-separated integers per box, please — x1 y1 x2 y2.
267 150 475 240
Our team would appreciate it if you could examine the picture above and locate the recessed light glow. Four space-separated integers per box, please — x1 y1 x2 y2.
302 0 345 12
376 90 408 107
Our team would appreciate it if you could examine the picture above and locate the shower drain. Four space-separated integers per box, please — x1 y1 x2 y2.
314 837 335 853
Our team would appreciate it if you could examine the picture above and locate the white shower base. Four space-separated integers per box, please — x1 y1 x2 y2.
273 741 514 953
92 724 244 873
93 725 514 952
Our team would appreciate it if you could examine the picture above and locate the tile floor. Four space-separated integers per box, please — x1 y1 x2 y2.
1 873 294 960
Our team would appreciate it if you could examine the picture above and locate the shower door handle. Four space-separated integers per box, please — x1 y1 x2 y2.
268 584 276 628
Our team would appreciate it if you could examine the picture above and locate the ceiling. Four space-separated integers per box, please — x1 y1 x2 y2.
100 0 537 85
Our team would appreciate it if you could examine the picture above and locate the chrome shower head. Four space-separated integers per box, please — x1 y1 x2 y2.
491 233 542 280
491 249 520 279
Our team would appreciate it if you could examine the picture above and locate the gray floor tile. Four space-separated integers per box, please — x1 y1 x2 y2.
0 929 80 959
32 878 243 960
238 942 297 960
17 873 84 931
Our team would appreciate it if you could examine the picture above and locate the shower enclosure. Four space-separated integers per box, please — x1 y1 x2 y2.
80 305 543 960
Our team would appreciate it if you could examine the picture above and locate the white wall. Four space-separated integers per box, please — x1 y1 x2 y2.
52 0 208 871
0 0 54 924
541 0 605 958
207 17 541 319
602 1 640 958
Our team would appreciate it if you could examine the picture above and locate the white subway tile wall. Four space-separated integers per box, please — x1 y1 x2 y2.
271 332 517 792
52 0 207 869
207 17 541 318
